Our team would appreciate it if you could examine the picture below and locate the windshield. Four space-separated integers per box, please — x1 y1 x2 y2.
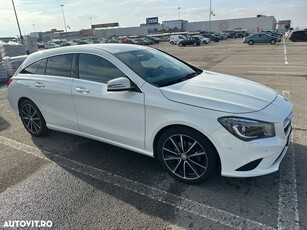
115 48 202 87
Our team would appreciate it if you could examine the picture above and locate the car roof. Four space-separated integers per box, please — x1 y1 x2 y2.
23 44 149 67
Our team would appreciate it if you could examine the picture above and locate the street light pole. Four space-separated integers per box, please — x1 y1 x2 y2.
60 4 67 32
11 0 23 44
178 7 181 20
208 0 212 34
90 17 93 28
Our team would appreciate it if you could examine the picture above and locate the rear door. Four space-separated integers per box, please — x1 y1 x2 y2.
26 54 78 130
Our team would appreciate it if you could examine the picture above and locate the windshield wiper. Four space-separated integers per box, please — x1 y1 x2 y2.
159 71 202 87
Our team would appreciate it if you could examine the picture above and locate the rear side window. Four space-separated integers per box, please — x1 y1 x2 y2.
78 54 126 84
36 59 47 75
20 60 42 74
46 54 74 77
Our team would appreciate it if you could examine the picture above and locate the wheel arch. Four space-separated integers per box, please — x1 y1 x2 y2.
18 97 32 115
18 97 44 118
152 124 221 170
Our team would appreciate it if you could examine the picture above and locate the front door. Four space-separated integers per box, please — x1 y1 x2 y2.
72 53 145 149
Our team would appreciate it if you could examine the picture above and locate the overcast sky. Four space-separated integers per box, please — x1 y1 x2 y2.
1 0 307 37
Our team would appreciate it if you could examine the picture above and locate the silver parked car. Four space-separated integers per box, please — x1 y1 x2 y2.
243 32 281 45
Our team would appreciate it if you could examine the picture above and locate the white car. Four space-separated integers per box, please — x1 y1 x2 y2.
7 44 293 184
44 42 60 49
193 35 211 44
170 35 186 45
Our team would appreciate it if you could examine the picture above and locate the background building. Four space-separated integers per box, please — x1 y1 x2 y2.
93 15 279 39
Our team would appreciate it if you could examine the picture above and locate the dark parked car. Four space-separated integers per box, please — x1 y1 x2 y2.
178 37 201 46
227 32 237 39
146 36 160 44
202 34 220 42
289 30 307 42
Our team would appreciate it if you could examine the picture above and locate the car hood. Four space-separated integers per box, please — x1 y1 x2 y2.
160 71 277 114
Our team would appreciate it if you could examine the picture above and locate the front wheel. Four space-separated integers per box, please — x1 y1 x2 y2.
157 127 217 184
193 42 197 46
248 40 254 45
19 99 50 137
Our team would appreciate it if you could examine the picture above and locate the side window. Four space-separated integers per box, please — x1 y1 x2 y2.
46 54 73 77
20 60 42 74
79 54 127 84
36 58 47 75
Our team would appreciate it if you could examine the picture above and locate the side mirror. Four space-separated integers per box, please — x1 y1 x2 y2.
107 77 133 92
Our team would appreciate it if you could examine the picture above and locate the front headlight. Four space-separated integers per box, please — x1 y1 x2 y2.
218 117 275 141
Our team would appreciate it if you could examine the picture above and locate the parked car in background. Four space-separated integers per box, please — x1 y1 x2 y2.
193 35 210 44
227 32 237 39
37 42 45 49
45 42 60 49
289 30 307 42
243 32 281 45
178 37 201 46
236 33 245 38
135 38 151 45
202 34 220 42
7 44 293 184
262 30 282 39
120 38 138 45
146 36 160 44
170 35 187 45
77 40 90 45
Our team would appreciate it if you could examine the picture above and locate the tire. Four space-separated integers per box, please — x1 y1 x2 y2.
203 41 207 44
19 99 50 137
179 43 183 47
170 41 174 45
270 39 276 44
193 42 197 46
157 127 218 184
248 40 254 45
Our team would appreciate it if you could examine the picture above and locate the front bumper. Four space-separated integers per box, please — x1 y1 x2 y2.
209 96 293 178
211 123 291 178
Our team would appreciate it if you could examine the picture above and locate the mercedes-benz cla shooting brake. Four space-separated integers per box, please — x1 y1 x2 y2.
7 44 293 184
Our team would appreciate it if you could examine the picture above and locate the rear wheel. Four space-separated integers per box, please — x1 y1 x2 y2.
248 40 254 45
157 127 217 184
19 99 50 137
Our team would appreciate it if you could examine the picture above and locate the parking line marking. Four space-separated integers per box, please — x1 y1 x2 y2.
247 71 306 76
283 39 288 65
0 135 275 230
277 144 299 230
277 91 299 230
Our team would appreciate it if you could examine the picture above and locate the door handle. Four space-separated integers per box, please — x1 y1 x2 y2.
76 87 90 94
34 82 45 88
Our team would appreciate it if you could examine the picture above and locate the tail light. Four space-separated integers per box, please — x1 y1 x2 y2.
7 78 12 87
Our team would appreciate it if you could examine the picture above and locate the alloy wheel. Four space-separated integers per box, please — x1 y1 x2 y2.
21 103 42 135
162 134 208 180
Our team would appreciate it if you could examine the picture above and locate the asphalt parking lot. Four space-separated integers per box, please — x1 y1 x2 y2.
0 39 306 229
